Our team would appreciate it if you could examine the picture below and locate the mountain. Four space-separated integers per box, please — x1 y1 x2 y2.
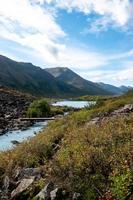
0 55 87 97
119 85 133 93
97 82 132 95
45 67 113 95
0 55 130 97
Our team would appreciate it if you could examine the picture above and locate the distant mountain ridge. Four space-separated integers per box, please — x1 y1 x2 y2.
45 67 131 95
0 55 131 97
97 82 132 95
45 67 112 95
0 55 86 97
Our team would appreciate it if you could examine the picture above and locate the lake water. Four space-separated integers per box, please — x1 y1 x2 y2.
52 100 93 108
0 101 93 151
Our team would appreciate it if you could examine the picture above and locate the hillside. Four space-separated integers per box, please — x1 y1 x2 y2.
97 82 132 95
0 55 87 98
0 91 133 199
45 67 113 95
0 86 34 134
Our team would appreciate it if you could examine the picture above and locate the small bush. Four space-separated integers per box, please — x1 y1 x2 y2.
27 99 51 118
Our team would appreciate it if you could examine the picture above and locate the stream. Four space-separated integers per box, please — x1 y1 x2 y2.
0 101 92 151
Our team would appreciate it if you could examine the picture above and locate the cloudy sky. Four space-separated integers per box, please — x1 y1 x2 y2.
0 0 133 86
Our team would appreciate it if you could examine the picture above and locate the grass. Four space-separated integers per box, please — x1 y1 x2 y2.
0 91 133 199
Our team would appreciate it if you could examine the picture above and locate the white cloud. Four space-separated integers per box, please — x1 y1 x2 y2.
79 64 133 86
0 0 133 86
50 46 108 68
38 0 132 32
0 0 66 63
0 0 109 69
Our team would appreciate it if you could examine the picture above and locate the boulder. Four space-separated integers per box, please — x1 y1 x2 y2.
35 182 54 200
11 140 20 146
11 177 34 199
15 167 43 180
50 188 63 200
3 176 10 192
73 192 81 200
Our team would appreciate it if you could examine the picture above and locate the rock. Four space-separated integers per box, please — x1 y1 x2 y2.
11 177 34 199
35 182 54 200
11 140 20 146
112 104 133 115
0 87 33 134
50 188 63 200
123 104 133 112
0 129 5 135
87 117 100 126
15 167 43 180
52 144 60 152
3 176 10 192
72 192 81 200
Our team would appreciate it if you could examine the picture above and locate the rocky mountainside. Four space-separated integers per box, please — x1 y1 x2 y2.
0 55 86 98
0 87 34 134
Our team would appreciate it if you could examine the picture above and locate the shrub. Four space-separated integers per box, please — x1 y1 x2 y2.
27 99 51 117
110 170 133 200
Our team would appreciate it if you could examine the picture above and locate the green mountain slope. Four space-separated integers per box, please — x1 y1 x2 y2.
0 55 87 97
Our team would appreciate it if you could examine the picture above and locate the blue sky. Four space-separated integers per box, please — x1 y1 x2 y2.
0 0 133 86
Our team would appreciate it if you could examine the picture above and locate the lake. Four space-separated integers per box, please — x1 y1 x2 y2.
0 100 93 151
52 100 94 108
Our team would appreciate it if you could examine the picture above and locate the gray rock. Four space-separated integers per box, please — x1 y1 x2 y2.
11 140 20 146
73 192 81 200
87 117 100 125
3 176 10 192
112 104 133 115
123 104 133 111
11 177 34 199
35 182 54 200
15 167 43 180
50 188 63 200
0 129 5 135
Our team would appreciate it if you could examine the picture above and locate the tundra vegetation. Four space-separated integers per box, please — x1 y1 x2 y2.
0 91 133 199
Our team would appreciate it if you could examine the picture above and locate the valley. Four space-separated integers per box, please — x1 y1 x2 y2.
0 88 133 200
1 1 133 199
0 55 133 200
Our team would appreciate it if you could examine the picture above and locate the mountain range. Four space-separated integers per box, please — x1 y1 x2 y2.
0 55 131 97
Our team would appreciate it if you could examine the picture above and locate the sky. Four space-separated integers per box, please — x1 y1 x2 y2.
0 0 133 86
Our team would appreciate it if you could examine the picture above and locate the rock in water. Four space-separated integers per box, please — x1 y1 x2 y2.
11 140 20 146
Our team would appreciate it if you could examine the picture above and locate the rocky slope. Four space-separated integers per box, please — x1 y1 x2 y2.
0 87 34 134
